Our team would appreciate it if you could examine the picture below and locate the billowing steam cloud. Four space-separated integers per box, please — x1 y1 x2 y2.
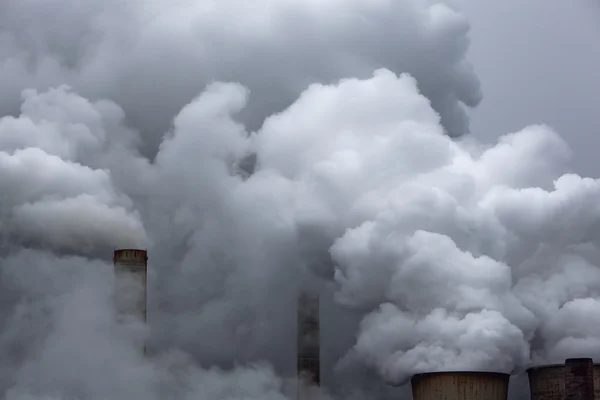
1 1 599 400
0 0 480 148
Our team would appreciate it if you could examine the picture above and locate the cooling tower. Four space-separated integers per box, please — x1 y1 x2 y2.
113 249 147 353
410 371 510 400
528 359 599 400
297 291 320 400
527 364 565 400
594 365 600 400
565 358 594 400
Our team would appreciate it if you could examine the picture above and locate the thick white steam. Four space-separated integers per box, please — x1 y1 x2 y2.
250 70 600 383
1 1 598 400
0 0 480 147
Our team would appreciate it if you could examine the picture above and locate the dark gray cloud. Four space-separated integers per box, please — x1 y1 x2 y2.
1 2 599 400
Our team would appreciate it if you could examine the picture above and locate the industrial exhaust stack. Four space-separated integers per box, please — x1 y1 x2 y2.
113 249 148 354
411 371 510 400
297 291 320 400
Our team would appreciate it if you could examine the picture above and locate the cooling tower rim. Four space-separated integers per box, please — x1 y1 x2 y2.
384 371 510 387
527 362 600 372
114 248 148 252
411 371 510 381
526 363 565 372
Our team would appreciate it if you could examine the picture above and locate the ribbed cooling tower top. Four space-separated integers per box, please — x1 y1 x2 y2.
411 371 510 400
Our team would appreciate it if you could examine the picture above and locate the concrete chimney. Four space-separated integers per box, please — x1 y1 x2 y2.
297 291 320 399
565 358 595 400
113 249 148 354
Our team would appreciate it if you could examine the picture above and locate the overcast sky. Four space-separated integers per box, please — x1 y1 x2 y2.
464 0 600 177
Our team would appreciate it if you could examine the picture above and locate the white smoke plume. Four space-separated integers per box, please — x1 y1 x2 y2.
1 1 598 400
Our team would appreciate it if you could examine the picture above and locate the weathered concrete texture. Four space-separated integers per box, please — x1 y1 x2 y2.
593 365 600 400
528 364 565 400
411 371 510 400
565 358 595 400
528 361 600 400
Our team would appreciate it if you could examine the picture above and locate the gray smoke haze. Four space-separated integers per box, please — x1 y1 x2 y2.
1 1 599 400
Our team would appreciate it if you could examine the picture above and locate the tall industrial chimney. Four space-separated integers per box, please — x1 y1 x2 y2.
565 358 595 400
113 248 148 353
411 371 510 400
297 291 320 399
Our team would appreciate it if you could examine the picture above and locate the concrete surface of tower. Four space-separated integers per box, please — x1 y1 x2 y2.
411 371 510 400
297 291 320 400
528 358 598 400
113 248 148 354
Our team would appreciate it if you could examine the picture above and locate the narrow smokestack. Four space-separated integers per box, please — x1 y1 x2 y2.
113 249 148 354
565 358 594 400
297 291 320 399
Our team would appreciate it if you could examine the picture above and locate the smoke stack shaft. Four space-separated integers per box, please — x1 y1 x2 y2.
113 249 148 353
565 358 595 400
297 291 320 396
